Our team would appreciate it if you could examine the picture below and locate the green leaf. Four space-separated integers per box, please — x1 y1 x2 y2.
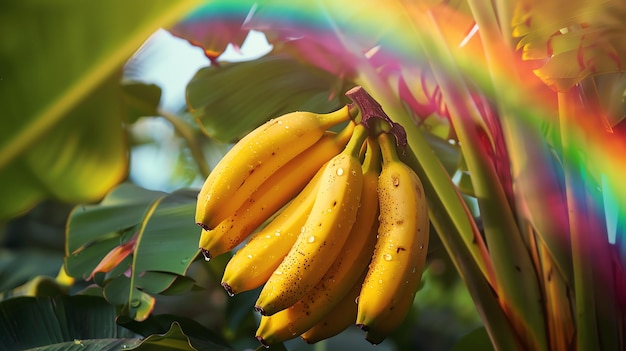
0 1 203 221
65 184 201 321
122 82 163 123
186 53 350 143
128 321 233 351
24 339 139 351
119 314 232 350
452 327 495 351
0 275 68 302
0 295 138 350
0 248 64 293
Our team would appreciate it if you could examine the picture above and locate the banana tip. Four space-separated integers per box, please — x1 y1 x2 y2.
365 334 384 346
355 323 370 331
255 336 270 349
253 305 267 315
199 248 212 262
196 222 210 230
300 336 315 345
221 282 235 297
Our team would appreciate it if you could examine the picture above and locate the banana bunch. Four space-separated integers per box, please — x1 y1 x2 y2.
195 103 430 346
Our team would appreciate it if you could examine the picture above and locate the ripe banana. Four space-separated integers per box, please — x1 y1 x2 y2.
199 122 355 260
221 162 325 296
255 140 381 344
300 271 366 344
254 124 369 316
355 131 429 341
195 106 351 230
364 280 419 345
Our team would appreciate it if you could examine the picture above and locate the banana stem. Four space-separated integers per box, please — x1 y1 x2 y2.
362 137 382 173
346 86 407 149
344 124 370 158
378 132 398 165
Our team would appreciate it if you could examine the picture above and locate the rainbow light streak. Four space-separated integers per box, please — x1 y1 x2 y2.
174 0 626 308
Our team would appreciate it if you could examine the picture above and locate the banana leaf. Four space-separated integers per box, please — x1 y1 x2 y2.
186 54 350 143
0 1 203 221
65 183 200 321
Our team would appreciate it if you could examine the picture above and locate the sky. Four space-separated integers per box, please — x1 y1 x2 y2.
126 29 272 192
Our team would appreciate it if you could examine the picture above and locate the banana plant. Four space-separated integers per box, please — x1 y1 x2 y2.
171 0 626 350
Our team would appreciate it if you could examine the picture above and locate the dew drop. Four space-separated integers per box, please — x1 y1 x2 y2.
300 226 306 233
308 235 316 243
378 279 383 284
383 254 393 261
419 244 424 250
327 208 332 213
336 168 344 176
275 270 283 275
274 230 281 237
412 267 417 273
265 234 271 239
354 296 360 304
130 299 141 308
227 290 235 297
247 254 253 259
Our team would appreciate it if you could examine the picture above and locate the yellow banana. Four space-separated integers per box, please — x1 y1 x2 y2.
364 281 418 345
195 106 351 230
255 140 381 344
199 122 355 260
300 271 366 344
221 162 325 296
355 131 429 340
254 124 369 316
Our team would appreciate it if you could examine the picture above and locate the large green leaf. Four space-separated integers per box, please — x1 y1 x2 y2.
186 53 351 143
0 295 232 351
65 183 201 321
0 1 203 221
0 295 138 351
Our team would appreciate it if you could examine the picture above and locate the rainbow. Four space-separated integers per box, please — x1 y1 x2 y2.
172 0 626 338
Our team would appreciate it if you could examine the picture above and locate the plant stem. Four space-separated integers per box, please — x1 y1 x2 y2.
350 75 519 350
417 8 547 351
558 91 600 351
158 108 211 179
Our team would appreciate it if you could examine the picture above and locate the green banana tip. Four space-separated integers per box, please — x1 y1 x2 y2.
345 86 407 153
